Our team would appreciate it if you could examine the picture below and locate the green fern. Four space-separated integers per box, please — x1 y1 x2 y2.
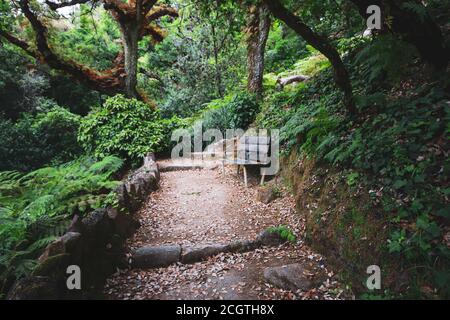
355 34 417 84
267 225 297 243
0 156 123 291
402 2 429 23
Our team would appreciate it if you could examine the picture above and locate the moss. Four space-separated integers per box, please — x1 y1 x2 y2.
32 253 71 277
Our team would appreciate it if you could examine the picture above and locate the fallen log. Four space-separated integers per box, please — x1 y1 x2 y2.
277 74 310 89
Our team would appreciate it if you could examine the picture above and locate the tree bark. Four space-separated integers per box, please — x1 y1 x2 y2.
349 0 448 69
121 21 140 98
246 2 271 101
210 23 224 98
263 0 356 114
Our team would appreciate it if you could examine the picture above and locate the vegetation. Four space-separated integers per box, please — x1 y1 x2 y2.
201 91 260 133
0 156 123 295
0 0 448 300
267 225 297 243
0 106 82 172
78 94 164 165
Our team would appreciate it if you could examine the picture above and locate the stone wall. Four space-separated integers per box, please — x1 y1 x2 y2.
7 154 160 300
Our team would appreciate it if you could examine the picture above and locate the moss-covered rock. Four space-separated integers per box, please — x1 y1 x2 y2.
32 253 71 277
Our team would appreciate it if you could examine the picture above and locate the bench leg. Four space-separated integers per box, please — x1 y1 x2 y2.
221 160 225 176
243 166 248 188
260 173 265 186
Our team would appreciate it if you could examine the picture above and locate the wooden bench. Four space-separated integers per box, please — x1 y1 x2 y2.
222 135 271 187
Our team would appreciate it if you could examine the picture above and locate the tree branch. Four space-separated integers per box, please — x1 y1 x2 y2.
145 5 179 22
263 0 356 114
45 0 92 11
16 0 126 94
0 29 36 58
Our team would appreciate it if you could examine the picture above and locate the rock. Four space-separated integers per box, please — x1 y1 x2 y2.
107 207 140 238
131 245 181 268
263 263 322 291
32 253 71 277
38 238 65 263
116 183 132 213
256 186 278 204
38 232 82 264
67 214 83 233
81 208 113 242
257 229 286 246
7 276 59 300
60 232 82 252
159 164 204 172
225 240 260 253
181 244 228 264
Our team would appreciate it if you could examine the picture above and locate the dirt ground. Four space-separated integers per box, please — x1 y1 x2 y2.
103 165 351 300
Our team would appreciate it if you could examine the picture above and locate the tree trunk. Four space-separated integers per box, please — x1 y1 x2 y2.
263 0 356 114
349 0 448 69
211 23 224 98
246 3 271 101
121 22 140 98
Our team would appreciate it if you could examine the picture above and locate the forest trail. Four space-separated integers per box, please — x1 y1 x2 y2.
104 165 348 300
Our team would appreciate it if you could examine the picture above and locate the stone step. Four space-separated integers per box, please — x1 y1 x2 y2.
130 229 286 269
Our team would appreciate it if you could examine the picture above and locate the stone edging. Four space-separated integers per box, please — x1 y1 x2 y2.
130 230 287 269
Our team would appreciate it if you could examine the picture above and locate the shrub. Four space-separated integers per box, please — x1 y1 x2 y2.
256 90 297 129
267 225 297 243
0 116 44 172
157 115 191 154
33 107 82 163
78 94 164 164
0 107 81 172
277 54 450 297
202 91 259 133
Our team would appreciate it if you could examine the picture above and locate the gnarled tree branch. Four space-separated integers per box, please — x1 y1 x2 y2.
45 0 92 11
1 0 177 98
263 0 356 114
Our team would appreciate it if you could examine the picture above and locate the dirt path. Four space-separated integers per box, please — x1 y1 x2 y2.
104 166 349 300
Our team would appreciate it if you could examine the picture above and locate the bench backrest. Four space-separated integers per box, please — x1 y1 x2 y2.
236 135 271 164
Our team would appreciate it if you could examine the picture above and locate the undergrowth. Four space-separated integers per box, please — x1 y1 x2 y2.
0 155 123 296
260 34 450 298
268 225 297 243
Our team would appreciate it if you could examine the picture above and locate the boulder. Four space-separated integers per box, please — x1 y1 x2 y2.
38 238 65 263
60 232 82 252
263 263 324 291
181 244 228 264
81 208 113 242
107 207 140 238
7 276 59 300
256 186 278 204
32 253 71 277
131 245 181 268
257 229 286 246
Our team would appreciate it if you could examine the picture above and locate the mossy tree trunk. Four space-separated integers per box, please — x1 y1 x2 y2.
246 2 271 101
